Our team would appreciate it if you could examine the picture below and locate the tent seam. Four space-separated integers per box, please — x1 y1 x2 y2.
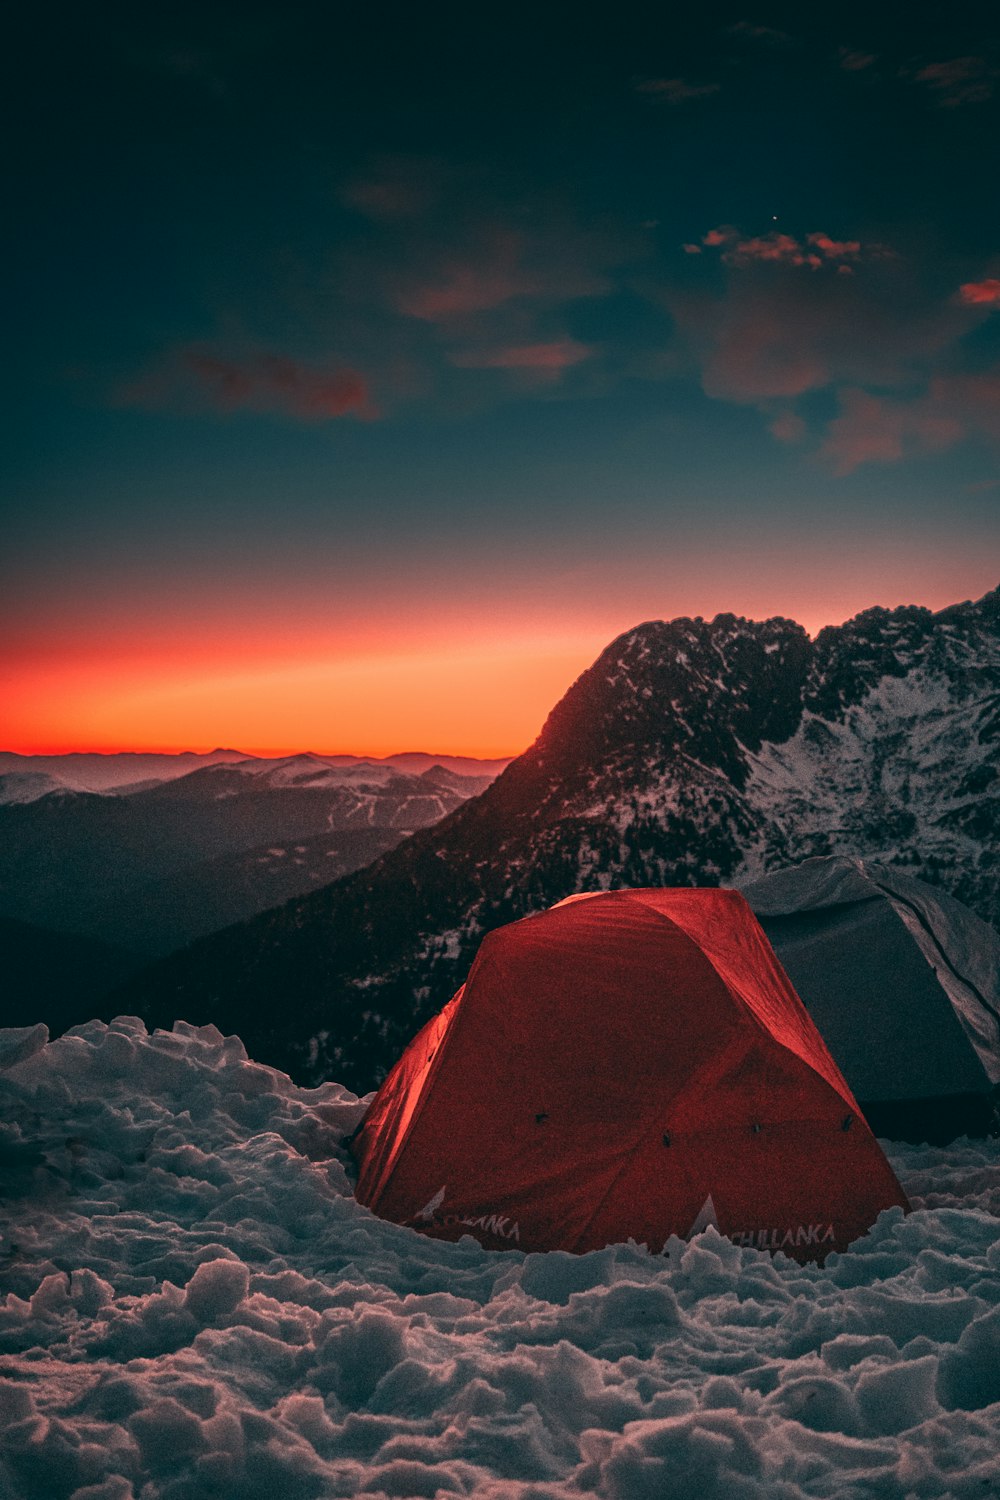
882 888 1000 1029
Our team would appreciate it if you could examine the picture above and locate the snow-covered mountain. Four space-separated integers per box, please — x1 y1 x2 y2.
0 747 510 794
0 748 250 793
0 771 74 805
122 587 999 1092
0 759 500 959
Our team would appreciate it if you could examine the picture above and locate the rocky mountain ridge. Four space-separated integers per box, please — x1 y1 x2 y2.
119 587 999 1090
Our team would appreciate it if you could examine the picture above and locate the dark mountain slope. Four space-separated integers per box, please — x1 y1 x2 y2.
1 917 144 1033
119 589 999 1092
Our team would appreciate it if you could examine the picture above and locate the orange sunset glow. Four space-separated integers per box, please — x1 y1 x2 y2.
5 550 995 757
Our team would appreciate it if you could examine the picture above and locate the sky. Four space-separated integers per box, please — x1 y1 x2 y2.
5 2 999 757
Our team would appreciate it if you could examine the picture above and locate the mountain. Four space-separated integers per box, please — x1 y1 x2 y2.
0 747 510 794
0 748 250 793
0 758 499 955
104 827 404 957
0 771 74 805
118 588 1000 1092
0 916 144 1032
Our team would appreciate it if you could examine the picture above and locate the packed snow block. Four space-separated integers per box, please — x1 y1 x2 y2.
740 857 1000 1144
352 888 908 1262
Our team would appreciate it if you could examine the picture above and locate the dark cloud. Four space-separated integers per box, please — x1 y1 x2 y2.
634 77 721 104
837 49 877 72
342 158 446 222
389 220 621 329
912 56 998 107
120 348 375 422
724 21 794 47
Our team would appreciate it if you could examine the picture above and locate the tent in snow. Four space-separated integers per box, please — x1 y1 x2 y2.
351 888 907 1262
740 857 1000 1144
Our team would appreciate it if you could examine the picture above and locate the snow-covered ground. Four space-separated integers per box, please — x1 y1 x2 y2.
2 1021 999 1500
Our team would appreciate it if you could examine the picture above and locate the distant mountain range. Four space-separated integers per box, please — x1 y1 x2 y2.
0 748 250 796
0 754 504 957
0 748 511 800
116 587 999 1092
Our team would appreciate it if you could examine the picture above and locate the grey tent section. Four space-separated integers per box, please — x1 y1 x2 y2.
738 857 1000 1143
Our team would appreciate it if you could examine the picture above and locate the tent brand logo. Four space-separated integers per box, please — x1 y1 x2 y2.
457 1212 521 1243
416 1185 446 1222
683 1195 835 1251
730 1224 836 1251
411 1186 521 1244
686 1194 719 1237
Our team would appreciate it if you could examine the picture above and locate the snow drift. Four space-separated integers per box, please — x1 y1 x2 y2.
1 1019 999 1499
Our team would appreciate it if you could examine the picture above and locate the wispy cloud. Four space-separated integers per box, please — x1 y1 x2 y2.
342 157 443 222
725 21 793 46
837 49 876 72
393 225 613 324
120 347 374 422
448 339 593 378
635 77 721 104
913 56 998 107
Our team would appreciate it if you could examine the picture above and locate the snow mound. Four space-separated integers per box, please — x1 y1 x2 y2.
1 1020 999 1499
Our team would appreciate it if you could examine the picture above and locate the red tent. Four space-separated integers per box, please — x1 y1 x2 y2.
352 889 908 1262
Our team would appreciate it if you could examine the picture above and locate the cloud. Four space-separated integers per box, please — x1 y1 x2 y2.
820 373 1000 473
696 227 889 272
121 347 374 422
838 49 876 72
399 262 537 320
725 21 793 46
769 411 807 444
635 77 721 104
959 279 1000 307
807 233 864 260
726 233 825 270
342 157 443 222
394 225 614 325
691 300 830 399
820 388 960 473
913 56 998 107
663 237 964 408
448 339 593 380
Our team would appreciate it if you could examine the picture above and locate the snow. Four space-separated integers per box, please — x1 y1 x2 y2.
0 772 74 806
2 1020 1000 1499
739 666 996 883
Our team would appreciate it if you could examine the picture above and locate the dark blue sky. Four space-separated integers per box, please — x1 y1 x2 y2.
5 3 999 753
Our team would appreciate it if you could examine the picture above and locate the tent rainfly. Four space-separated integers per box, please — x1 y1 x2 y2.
740 857 1000 1144
351 888 907 1262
